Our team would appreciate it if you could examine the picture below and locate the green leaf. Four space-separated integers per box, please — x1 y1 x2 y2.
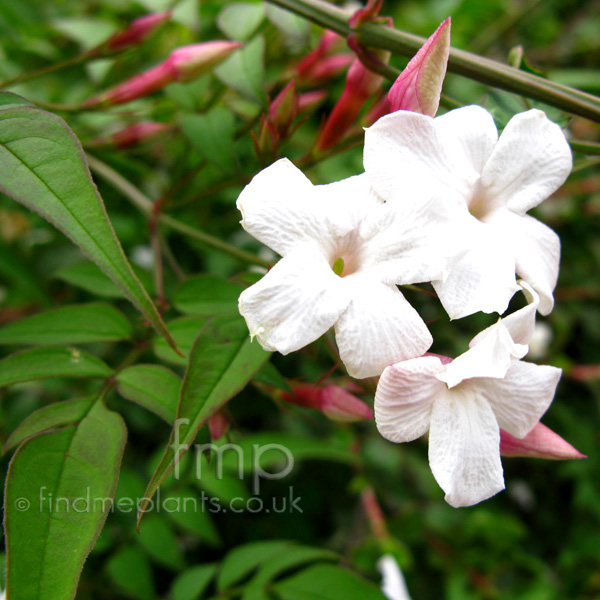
172 564 218 600
138 514 185 571
250 547 338 587
273 564 387 600
218 541 292 591
153 316 208 366
194 455 250 503
173 274 241 317
265 4 310 46
116 364 181 424
0 303 132 345
182 108 236 173
0 91 34 108
163 488 222 546
54 261 124 298
215 36 268 106
218 432 356 474
4 399 127 600
106 546 157 600
54 260 155 299
0 346 112 388
0 105 178 353
218 3 265 41
140 314 271 520
3 396 95 452
253 361 291 392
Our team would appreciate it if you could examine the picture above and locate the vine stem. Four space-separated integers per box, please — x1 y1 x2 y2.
266 0 600 123
85 154 271 269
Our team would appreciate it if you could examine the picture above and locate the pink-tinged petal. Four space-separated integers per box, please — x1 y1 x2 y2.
481 109 572 215
432 218 519 319
335 279 433 378
238 243 350 354
364 106 498 206
472 360 562 439
429 389 504 507
360 195 467 286
490 209 560 315
106 12 172 52
388 17 451 116
500 423 586 459
375 356 445 442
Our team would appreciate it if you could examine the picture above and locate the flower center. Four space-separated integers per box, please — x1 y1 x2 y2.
467 179 500 223
329 231 364 277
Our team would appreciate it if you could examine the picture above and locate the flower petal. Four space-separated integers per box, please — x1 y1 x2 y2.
472 360 562 438
238 159 379 257
439 323 526 388
334 279 433 378
428 389 504 507
364 105 497 205
360 195 467 285
238 243 350 354
375 356 446 442
481 109 572 215
489 210 559 315
432 219 519 319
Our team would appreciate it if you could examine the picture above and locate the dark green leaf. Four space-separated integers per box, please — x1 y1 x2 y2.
0 346 112 388
106 546 157 600
0 105 178 352
218 541 292 591
3 395 95 452
217 3 265 41
273 564 387 600
163 488 222 546
0 303 132 345
0 91 34 108
182 108 236 173
138 514 185 571
173 274 242 317
4 399 127 600
140 314 271 519
116 364 181 424
54 261 124 298
215 36 268 106
172 564 218 600
153 316 208 366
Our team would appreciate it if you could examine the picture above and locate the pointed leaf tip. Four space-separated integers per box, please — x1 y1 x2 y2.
388 17 451 116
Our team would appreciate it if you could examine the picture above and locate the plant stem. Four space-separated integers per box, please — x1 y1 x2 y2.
266 0 600 123
86 154 272 268
0 51 100 89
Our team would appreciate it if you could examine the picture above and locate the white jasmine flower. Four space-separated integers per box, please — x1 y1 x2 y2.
364 106 572 319
237 158 460 378
374 284 561 507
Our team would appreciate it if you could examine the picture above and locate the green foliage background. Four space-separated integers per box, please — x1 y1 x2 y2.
0 0 599 598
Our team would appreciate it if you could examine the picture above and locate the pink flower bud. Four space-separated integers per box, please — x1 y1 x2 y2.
85 41 241 106
296 30 344 79
348 0 384 29
298 54 354 86
208 410 230 441
315 50 388 153
268 80 299 138
319 386 374 422
168 41 242 82
500 423 586 460
388 17 451 116
90 121 170 148
282 384 373 423
298 90 328 113
105 12 172 52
